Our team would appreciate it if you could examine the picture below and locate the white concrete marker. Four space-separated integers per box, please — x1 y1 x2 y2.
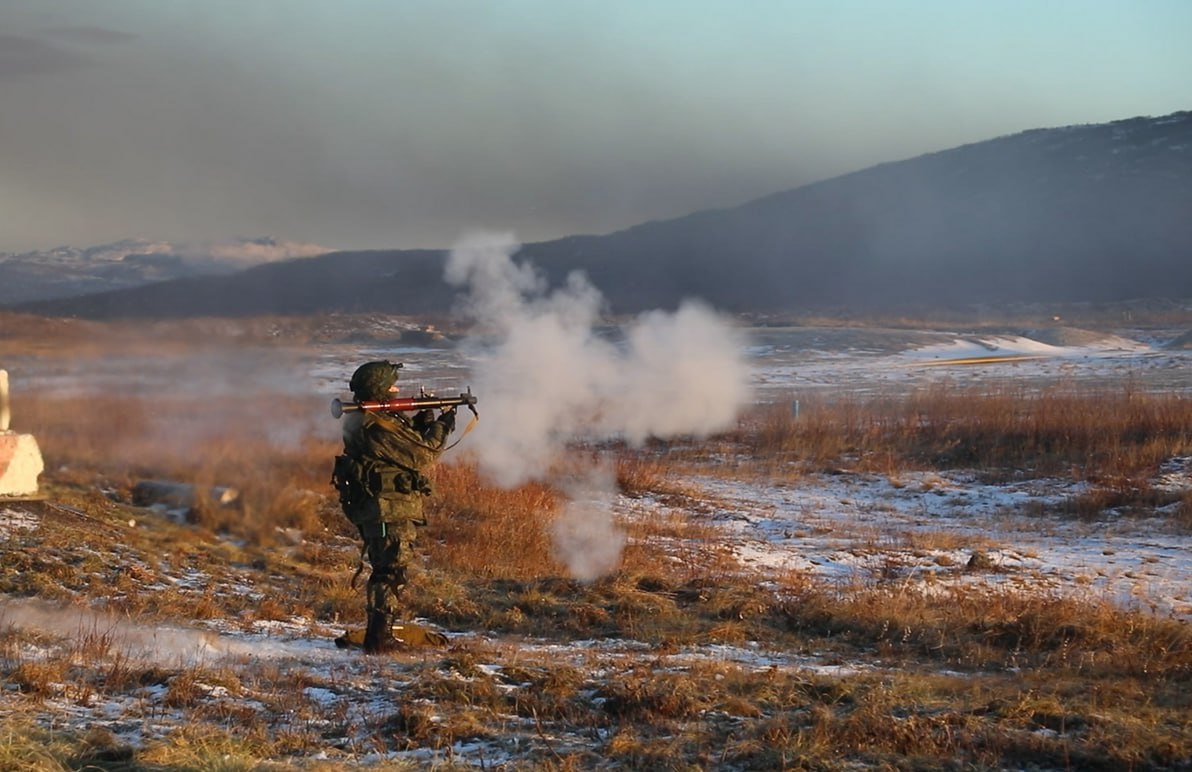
0 369 45 497
0 369 8 432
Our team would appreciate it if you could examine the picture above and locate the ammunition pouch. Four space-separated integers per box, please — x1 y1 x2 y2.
331 455 366 508
331 455 431 508
366 464 432 498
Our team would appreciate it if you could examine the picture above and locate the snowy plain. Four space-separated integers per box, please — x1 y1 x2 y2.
2 322 1191 766
301 324 1192 618
5 324 1192 622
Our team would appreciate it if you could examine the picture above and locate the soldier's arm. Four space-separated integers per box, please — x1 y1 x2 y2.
364 415 448 467
361 417 418 468
419 410 455 449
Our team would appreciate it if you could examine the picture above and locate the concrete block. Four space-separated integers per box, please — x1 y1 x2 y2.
0 432 45 497
0 369 9 432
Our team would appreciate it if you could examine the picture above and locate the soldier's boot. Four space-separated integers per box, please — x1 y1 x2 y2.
335 619 449 650
362 611 403 655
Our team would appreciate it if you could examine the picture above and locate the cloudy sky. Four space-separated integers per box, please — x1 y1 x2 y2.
1 0 1189 253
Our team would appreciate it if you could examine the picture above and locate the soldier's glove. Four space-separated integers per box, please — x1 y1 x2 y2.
412 408 435 428
438 407 457 433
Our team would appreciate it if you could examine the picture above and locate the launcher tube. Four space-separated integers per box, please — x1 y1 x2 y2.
331 389 478 419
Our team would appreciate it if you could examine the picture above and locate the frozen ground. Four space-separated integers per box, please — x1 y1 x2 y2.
2 322 1191 766
5 322 1191 613
322 325 1192 621
5 323 1192 621
5 322 1189 401
746 325 1191 398
736 325 1192 620
633 466 1192 619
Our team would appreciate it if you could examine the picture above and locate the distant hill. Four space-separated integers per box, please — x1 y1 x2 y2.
0 237 332 305
12 110 1192 319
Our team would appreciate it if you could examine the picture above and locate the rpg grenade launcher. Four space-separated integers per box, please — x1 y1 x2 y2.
330 386 479 421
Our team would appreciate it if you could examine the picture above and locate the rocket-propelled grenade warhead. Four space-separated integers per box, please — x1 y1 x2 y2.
331 387 478 419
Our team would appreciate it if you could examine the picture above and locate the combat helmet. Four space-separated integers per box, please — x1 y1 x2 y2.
349 360 402 401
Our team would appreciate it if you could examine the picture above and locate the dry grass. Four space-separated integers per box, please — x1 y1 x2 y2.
2 332 1191 769
738 382 1192 516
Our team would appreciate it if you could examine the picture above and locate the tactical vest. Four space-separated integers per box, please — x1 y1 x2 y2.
331 454 432 509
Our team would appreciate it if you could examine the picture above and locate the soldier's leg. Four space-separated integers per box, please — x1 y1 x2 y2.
361 520 420 653
364 527 405 617
359 524 399 653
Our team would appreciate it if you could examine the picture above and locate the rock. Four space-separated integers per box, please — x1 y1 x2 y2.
131 479 240 521
966 550 995 570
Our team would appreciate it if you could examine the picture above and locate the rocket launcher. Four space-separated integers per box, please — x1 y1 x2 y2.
331 387 478 420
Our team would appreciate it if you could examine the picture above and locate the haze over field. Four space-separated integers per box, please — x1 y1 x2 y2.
2 1 1189 257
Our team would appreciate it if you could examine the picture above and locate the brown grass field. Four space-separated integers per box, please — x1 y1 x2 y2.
1 313 1190 770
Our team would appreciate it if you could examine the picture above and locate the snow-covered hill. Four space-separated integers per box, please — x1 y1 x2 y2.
0 237 331 304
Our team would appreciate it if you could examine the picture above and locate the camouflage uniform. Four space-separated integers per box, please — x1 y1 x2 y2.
334 361 455 653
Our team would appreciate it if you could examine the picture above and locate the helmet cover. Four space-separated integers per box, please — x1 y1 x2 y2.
349 360 402 401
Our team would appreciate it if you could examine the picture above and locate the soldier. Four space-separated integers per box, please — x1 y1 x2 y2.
331 360 456 653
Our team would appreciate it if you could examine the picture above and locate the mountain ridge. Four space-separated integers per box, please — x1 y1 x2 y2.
10 109 1192 319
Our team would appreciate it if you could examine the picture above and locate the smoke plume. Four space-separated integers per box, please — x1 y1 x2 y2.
548 467 628 582
445 232 752 487
0 598 237 666
0 598 340 665
444 232 752 578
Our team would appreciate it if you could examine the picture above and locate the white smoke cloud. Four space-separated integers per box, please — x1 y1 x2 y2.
200 237 332 264
550 468 626 582
0 598 234 666
446 232 752 488
0 598 328 665
444 232 752 579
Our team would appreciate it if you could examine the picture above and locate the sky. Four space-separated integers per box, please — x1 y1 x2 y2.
1 0 1189 254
